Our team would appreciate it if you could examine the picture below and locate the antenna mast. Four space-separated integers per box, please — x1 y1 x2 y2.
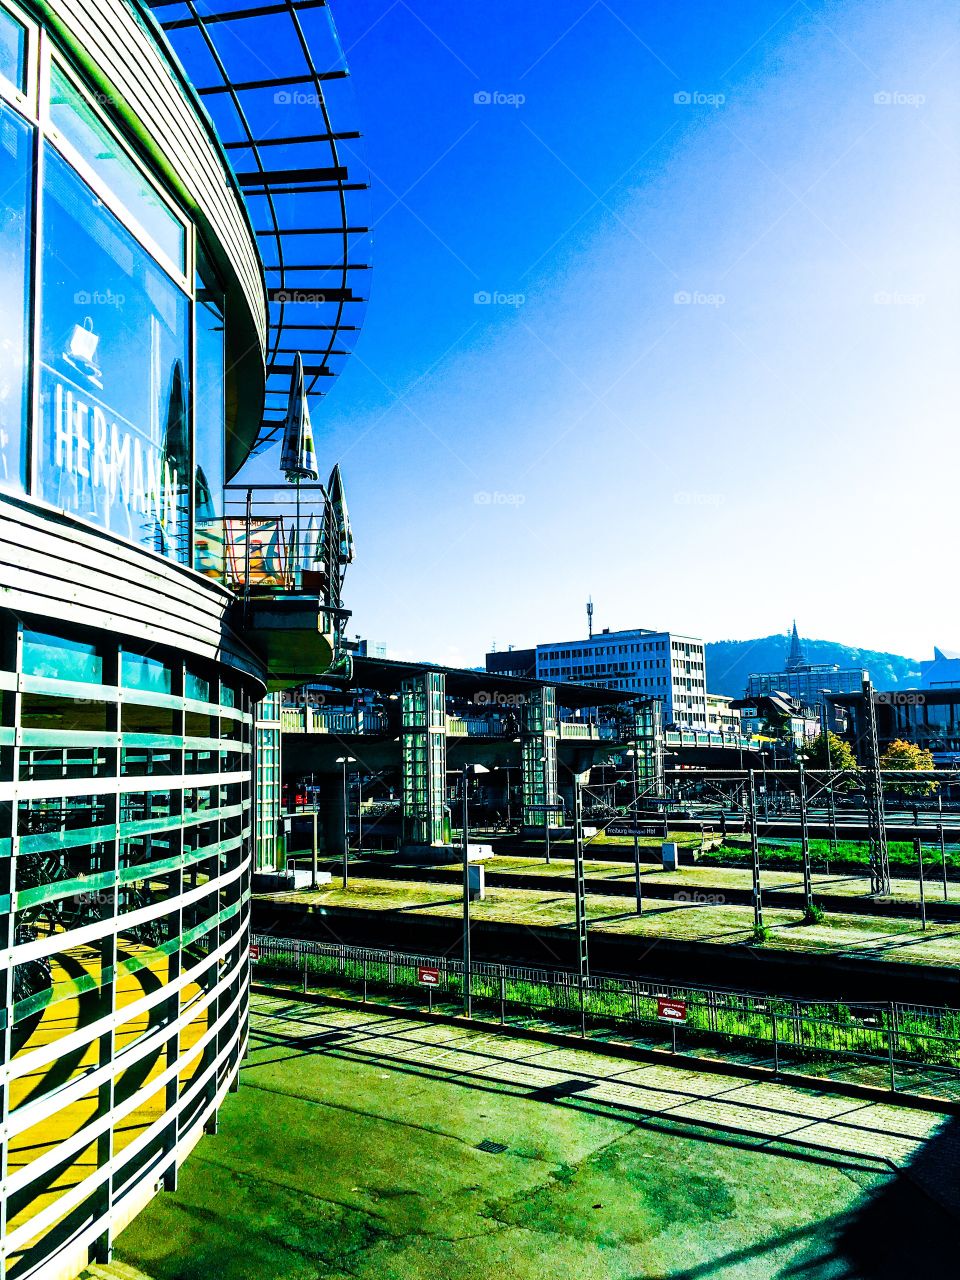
586 597 594 639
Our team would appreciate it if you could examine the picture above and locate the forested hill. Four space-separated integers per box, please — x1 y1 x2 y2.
705 635 921 699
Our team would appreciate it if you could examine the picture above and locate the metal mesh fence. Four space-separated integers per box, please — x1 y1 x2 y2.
250 934 960 1099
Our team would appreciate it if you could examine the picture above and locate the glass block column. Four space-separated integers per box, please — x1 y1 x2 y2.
521 686 559 827
254 692 282 869
632 698 664 796
401 672 448 846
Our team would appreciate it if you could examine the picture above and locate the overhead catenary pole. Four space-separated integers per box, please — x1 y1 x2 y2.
748 770 763 934
336 755 355 888
916 836 926 931
573 778 589 983
939 793 948 902
462 764 471 1018
821 698 838 860
630 746 643 915
799 761 813 912
862 680 890 897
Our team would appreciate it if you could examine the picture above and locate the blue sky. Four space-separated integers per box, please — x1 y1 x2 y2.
291 0 959 668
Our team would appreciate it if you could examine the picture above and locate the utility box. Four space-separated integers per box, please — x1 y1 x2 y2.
467 864 485 901
661 841 680 871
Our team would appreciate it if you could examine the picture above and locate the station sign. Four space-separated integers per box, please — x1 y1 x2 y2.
418 966 441 986
606 823 667 838
656 997 687 1024
249 944 260 961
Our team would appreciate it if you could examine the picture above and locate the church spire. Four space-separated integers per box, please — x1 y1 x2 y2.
785 620 806 672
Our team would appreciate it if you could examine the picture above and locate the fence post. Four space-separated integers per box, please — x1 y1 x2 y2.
888 1002 897 1092
362 956 367 1004
500 972 506 1025
428 982 432 1014
580 977 586 1038
916 837 926 930
303 954 308 995
771 1002 780 1076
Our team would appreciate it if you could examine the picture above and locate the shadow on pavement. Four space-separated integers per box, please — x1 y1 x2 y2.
659 1114 960 1279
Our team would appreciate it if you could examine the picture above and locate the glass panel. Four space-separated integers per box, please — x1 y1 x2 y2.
0 100 32 495
121 649 172 694
39 147 191 562
0 6 25 93
48 63 185 270
185 670 211 703
22 630 103 683
194 253 224 574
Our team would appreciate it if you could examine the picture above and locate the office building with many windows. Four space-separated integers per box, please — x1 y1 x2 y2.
0 0 366 1275
487 628 709 728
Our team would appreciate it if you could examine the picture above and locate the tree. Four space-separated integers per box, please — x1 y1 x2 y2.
879 739 938 796
799 731 857 772
798 732 859 790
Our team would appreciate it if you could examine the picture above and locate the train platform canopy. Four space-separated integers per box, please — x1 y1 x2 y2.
317 655 636 709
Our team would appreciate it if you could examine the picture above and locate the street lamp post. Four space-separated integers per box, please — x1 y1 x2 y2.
336 755 355 889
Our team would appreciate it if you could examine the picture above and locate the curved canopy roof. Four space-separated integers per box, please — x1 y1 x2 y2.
147 0 369 453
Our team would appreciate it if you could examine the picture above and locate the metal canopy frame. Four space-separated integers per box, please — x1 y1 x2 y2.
147 0 369 453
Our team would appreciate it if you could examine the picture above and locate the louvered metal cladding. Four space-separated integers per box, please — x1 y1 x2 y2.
146 0 370 453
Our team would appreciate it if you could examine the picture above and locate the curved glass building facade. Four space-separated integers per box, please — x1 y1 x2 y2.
0 0 365 1274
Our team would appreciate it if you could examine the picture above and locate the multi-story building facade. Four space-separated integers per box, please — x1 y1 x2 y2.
706 693 741 734
833 686 960 767
492 628 709 728
920 648 960 690
745 624 867 709
0 1 366 1275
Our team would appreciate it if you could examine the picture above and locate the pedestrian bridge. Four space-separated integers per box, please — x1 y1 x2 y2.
272 655 764 856
280 704 761 754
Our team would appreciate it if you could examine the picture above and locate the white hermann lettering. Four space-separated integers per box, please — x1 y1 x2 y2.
74 400 91 479
92 408 108 490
